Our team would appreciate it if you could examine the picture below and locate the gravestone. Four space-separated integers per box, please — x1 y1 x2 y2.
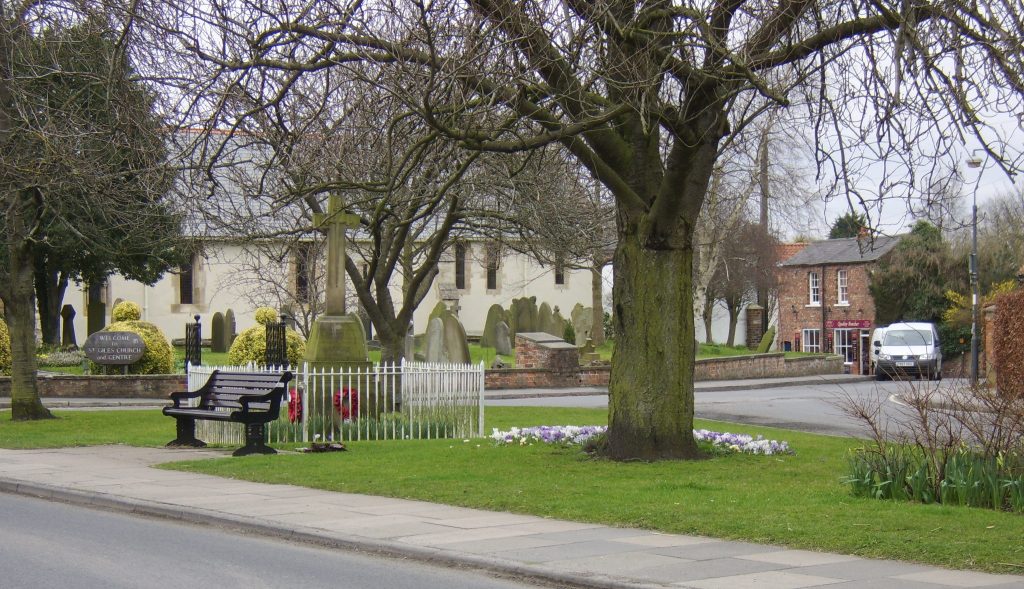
579 337 601 364
223 309 237 346
551 307 567 339
441 313 471 364
210 312 227 353
404 324 415 361
494 321 512 356
538 302 553 337
425 317 445 362
60 305 77 348
513 297 538 335
571 304 593 347
428 300 448 324
480 304 506 348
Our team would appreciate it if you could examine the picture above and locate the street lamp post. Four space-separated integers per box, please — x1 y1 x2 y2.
966 151 983 386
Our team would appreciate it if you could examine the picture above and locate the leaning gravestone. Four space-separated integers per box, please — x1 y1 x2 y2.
551 307 567 339
210 312 227 353
425 317 445 363
441 312 472 364
480 304 506 348
538 302 554 336
224 309 237 346
429 300 448 324
571 304 593 346
61 305 77 348
494 321 512 356
514 297 538 334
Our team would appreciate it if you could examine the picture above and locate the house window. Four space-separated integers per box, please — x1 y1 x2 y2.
808 271 820 305
455 243 466 290
837 269 849 304
485 245 499 290
554 259 565 286
801 328 821 353
179 258 194 305
834 328 854 362
295 242 313 303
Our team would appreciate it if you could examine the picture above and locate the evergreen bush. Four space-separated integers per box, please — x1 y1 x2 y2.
0 319 11 376
111 300 142 322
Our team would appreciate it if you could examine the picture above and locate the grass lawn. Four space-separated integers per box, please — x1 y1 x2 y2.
1 406 1021 572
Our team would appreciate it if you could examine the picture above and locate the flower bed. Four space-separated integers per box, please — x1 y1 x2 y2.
492 425 792 455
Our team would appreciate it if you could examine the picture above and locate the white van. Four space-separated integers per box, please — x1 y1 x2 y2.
872 322 942 381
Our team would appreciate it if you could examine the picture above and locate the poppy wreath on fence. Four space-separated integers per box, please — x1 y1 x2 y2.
287 388 303 423
332 387 359 421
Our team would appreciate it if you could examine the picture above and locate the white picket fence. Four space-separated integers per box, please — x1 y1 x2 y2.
188 360 484 447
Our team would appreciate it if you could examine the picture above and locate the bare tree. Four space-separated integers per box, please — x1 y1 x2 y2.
1 4 176 420
153 0 1024 460
478 151 616 344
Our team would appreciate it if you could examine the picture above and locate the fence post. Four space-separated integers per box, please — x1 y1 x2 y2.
184 314 202 368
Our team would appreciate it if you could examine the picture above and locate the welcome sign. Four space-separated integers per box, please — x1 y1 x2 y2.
83 332 146 365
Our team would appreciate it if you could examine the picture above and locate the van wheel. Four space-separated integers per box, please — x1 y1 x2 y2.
875 368 888 381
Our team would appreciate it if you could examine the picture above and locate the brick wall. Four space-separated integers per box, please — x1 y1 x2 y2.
0 374 184 399
514 332 579 373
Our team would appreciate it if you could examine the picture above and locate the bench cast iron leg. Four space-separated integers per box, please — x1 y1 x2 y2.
166 418 207 448
233 423 276 457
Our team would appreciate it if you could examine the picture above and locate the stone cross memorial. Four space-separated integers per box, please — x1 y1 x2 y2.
316 194 360 316
304 194 369 370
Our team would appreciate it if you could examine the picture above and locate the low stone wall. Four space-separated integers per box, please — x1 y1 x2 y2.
0 374 184 399
3 353 846 396
778 355 845 377
484 353 844 389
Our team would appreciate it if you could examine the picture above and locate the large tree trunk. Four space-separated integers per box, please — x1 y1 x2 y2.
377 322 407 364
34 262 68 347
606 230 699 460
6 193 53 421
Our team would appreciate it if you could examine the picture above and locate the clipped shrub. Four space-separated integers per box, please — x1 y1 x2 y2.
563 321 576 345
92 320 174 375
111 300 142 322
254 306 278 326
228 309 305 366
0 318 11 376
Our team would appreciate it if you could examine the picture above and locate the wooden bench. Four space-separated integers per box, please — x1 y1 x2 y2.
163 370 293 456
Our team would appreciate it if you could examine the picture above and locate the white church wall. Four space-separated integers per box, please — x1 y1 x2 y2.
62 240 592 344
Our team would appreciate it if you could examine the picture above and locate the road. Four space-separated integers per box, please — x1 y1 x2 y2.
487 378 973 438
0 493 551 589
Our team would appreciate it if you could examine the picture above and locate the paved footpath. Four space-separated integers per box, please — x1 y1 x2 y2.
1 446 1021 589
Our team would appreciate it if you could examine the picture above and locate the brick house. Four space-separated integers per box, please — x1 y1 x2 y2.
777 235 901 374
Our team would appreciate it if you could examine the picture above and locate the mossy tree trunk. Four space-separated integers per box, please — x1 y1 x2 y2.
5 190 54 421
606 228 700 460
